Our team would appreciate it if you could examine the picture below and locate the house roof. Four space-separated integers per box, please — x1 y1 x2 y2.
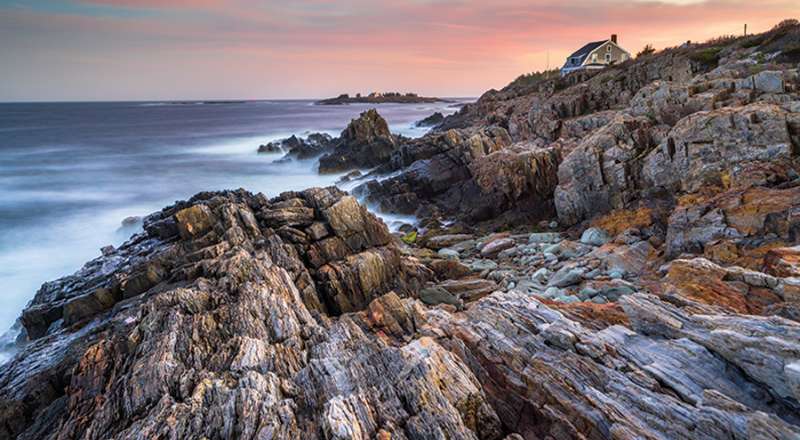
561 40 607 69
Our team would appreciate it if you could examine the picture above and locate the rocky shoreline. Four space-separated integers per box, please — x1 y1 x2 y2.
316 92 446 105
2 21 800 439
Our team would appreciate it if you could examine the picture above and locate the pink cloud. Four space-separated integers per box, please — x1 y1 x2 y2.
1 0 797 100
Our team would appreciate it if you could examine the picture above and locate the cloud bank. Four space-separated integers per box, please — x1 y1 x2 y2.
1 0 797 100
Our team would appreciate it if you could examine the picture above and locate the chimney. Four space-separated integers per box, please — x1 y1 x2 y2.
611 34 618 44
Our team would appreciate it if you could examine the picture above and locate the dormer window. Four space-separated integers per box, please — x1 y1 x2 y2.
571 57 580 65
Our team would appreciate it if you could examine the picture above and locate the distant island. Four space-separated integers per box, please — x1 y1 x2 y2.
316 92 447 105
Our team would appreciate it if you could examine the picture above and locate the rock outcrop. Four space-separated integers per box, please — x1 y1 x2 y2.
318 109 399 173
4 21 800 440
260 133 335 159
4 188 800 439
355 127 560 225
415 112 445 128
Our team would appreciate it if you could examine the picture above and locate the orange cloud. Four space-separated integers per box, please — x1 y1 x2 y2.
1 0 797 100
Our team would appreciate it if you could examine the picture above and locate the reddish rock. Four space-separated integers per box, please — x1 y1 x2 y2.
764 245 800 278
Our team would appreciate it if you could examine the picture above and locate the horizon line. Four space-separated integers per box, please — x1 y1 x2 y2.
0 96 479 105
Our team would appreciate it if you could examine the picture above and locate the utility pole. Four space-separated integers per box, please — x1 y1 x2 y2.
744 23 747 36
546 51 550 74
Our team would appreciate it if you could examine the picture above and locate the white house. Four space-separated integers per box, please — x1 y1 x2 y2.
560 34 631 77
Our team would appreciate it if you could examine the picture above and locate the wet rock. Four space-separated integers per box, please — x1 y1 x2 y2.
415 112 445 127
257 142 283 153
120 215 142 228
268 133 334 159
318 109 398 173
356 128 559 224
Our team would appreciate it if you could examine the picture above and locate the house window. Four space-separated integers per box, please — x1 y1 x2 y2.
605 53 611 62
571 57 580 65
591 53 597 63
606 45 612 52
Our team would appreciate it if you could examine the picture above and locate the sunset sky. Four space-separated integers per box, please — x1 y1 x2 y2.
1 0 797 101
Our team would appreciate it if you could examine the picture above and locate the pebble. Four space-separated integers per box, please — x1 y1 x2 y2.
468 259 498 272
542 286 565 299
608 269 625 279
529 232 562 244
531 267 550 284
438 248 460 260
548 267 585 288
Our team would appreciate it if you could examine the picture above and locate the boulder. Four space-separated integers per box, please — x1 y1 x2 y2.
580 227 611 246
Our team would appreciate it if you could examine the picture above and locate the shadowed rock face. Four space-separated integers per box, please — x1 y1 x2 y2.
355 127 561 225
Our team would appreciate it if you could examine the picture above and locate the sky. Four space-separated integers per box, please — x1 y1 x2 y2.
0 0 797 101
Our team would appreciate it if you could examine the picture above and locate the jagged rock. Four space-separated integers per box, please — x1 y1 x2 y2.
554 113 657 225
738 70 786 94
666 183 800 258
630 80 710 126
415 112 445 127
266 133 334 159
0 188 459 440
356 127 559 224
6 22 800 440
661 257 785 314
427 290 800 439
622 293 800 405
318 110 398 173
642 103 797 194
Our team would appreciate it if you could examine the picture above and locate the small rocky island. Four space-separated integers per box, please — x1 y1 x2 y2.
3 20 800 440
316 91 446 105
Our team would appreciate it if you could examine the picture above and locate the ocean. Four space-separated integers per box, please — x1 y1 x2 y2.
0 99 464 352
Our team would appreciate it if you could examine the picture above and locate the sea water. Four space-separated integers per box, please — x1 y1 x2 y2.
0 99 465 355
